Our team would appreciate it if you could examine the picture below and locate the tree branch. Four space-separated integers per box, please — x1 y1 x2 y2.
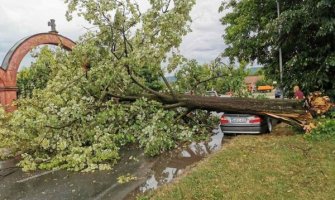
45 119 79 130
176 108 194 122
192 74 227 92
160 72 177 100
109 94 139 102
164 102 185 109
162 0 172 13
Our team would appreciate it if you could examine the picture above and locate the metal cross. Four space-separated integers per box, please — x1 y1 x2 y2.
48 19 57 33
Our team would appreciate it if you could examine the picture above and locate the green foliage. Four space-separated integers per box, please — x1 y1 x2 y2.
254 94 268 100
220 0 335 98
328 110 335 118
219 63 249 97
0 94 202 171
255 77 273 88
17 47 57 98
117 173 138 184
138 66 164 91
175 59 249 97
127 98 196 157
306 115 335 142
175 59 213 94
0 0 221 172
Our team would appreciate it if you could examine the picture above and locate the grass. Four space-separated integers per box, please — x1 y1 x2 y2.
139 134 335 200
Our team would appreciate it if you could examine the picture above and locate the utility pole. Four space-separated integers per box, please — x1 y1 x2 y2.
276 0 284 98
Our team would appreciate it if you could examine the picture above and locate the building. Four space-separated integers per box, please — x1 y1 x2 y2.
244 75 263 92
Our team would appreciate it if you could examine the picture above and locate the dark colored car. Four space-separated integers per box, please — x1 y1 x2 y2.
220 113 273 134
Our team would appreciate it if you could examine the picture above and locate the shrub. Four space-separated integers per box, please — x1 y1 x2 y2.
306 117 335 142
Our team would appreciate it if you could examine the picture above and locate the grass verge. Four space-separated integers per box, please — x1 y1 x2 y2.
139 134 335 200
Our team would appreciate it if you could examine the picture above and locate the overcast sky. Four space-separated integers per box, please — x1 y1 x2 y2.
0 0 226 68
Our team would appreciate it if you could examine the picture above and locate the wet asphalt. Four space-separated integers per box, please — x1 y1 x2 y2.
1 127 226 200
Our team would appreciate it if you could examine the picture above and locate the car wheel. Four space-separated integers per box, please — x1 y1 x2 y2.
266 118 272 133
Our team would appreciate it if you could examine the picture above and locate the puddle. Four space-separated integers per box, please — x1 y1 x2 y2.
0 127 228 200
125 127 227 199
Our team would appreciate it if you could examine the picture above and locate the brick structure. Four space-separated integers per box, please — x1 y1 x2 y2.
0 32 75 111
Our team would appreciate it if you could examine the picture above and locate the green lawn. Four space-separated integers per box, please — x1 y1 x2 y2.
140 134 335 200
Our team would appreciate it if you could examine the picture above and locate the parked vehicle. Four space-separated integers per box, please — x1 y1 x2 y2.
205 90 218 97
257 85 273 92
220 113 273 134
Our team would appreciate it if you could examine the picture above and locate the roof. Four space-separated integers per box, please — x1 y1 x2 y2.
244 75 262 84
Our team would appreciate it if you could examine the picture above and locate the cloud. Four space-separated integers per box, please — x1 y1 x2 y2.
180 0 226 63
0 0 87 67
0 0 226 66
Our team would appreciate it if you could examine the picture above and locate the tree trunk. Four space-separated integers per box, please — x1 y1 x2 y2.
153 94 309 127
117 92 333 130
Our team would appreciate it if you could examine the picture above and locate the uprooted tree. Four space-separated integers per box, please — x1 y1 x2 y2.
0 0 333 172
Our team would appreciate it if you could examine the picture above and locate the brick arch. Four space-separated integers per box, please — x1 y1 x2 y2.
0 32 75 110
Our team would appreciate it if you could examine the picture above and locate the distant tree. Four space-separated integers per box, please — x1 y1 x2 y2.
218 63 249 97
220 0 335 97
175 59 248 96
255 75 273 88
138 65 164 91
175 59 212 94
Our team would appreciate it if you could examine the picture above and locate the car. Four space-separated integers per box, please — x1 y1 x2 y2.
219 113 273 134
257 85 273 93
205 90 218 97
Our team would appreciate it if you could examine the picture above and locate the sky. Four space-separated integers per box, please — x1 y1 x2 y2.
0 0 226 69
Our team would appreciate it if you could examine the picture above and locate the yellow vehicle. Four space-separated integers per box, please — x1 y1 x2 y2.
257 85 273 92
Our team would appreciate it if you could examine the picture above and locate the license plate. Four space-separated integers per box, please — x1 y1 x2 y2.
231 117 247 123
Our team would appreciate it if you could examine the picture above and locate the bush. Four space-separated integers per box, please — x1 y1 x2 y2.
306 118 335 142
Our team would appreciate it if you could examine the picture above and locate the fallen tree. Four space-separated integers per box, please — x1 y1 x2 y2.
0 0 333 172
116 91 333 130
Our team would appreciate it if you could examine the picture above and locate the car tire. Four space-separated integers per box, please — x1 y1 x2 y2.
266 118 272 133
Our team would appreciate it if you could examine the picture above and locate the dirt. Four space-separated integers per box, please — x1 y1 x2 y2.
271 122 298 136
